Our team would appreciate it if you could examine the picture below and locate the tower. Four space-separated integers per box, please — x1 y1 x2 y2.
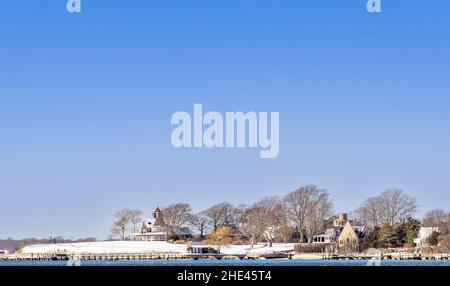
153 207 163 219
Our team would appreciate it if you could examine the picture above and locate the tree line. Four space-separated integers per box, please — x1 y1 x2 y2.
110 185 450 250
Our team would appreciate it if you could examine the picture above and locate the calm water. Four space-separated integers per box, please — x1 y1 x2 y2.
1 260 450 266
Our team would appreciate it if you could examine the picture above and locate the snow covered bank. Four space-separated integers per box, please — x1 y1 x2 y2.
220 244 295 255
21 241 295 256
21 241 187 254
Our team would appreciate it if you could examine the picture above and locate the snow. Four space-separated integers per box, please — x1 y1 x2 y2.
21 241 295 255
21 241 187 254
220 244 294 255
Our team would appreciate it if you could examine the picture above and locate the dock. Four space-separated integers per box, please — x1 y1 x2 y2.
321 253 450 261
2 252 449 262
0 252 249 262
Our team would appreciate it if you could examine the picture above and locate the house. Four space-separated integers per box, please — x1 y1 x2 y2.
337 221 365 254
131 207 168 241
414 227 439 247
312 213 348 244
131 207 192 241
313 228 340 244
0 249 9 255
311 213 366 253
333 213 348 228
187 243 211 254
176 227 193 241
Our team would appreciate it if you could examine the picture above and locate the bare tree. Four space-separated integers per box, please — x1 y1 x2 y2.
241 205 265 246
277 224 294 244
356 197 382 229
438 213 450 236
262 198 285 247
231 204 247 230
190 211 210 239
205 203 238 231
377 189 418 226
283 185 331 243
128 209 143 233
163 203 193 235
422 209 448 227
110 209 132 240
305 193 333 243
241 198 282 247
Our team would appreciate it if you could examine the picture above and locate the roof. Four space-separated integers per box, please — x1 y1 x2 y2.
338 221 359 241
352 225 365 233
324 228 340 236
175 227 192 236
143 216 165 228
132 232 167 236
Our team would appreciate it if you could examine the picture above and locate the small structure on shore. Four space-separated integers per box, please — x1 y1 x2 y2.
187 244 211 254
414 227 440 247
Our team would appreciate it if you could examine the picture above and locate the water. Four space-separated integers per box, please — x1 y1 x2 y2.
1 260 450 266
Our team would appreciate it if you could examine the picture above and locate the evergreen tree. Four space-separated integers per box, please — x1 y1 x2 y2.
360 227 380 250
379 224 397 247
405 217 421 244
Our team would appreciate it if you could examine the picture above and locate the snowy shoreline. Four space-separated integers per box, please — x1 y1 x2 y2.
21 241 295 256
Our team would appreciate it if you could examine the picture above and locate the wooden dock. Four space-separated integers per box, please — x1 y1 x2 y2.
321 253 450 261
0 252 248 262
2 252 449 262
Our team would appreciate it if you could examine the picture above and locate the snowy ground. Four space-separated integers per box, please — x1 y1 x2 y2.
220 244 294 255
21 241 187 254
21 241 295 255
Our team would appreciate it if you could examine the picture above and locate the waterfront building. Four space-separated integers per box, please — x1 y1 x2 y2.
337 221 365 254
312 213 348 244
414 227 440 247
312 228 340 244
333 213 348 228
131 207 168 241
131 207 192 241
187 243 211 254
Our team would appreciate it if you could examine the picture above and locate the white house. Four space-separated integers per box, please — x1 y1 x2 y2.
131 207 168 241
414 227 439 247
313 228 340 243
130 207 192 242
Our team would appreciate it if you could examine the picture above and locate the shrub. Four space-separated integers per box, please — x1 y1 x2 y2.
426 231 440 246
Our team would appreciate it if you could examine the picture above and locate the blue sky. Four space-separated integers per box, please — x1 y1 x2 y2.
1 0 449 239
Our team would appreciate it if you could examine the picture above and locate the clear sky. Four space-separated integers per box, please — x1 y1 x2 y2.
1 1 449 239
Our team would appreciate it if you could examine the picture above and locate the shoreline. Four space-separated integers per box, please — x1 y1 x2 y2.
2 241 449 262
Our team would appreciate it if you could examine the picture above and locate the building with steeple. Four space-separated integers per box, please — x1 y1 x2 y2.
131 207 192 242
131 207 168 241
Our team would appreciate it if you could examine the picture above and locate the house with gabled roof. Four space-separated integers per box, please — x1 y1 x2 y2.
337 221 365 254
131 207 192 242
